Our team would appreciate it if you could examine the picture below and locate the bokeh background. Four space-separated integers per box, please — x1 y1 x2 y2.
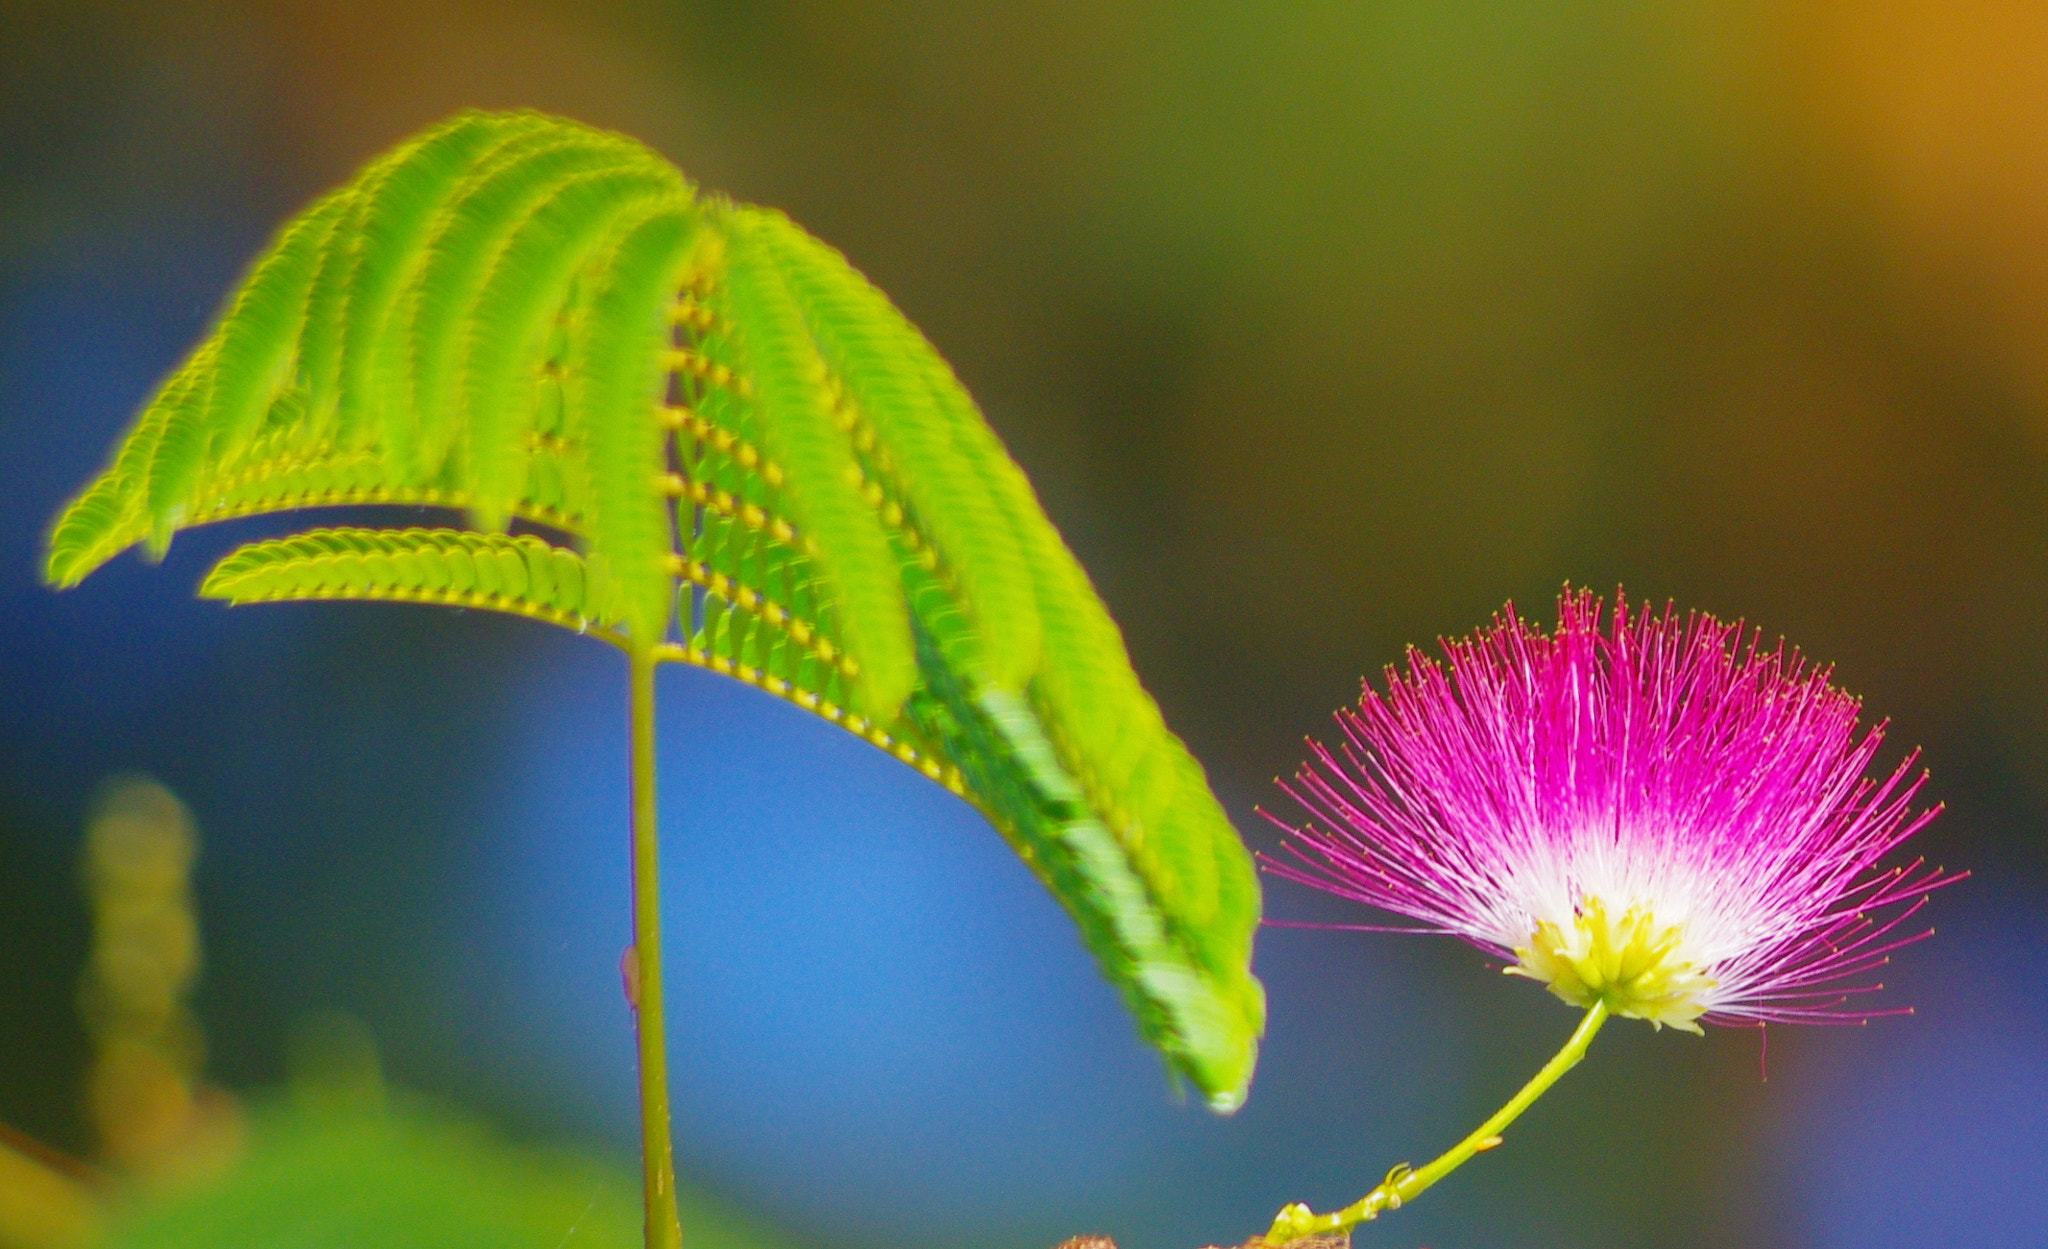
3 2 2046 1246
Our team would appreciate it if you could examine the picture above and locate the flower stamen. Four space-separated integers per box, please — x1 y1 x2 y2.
1507 896 1716 1032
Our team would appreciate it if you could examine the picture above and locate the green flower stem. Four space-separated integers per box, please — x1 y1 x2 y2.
1265 998 1612 1245
630 644 684 1249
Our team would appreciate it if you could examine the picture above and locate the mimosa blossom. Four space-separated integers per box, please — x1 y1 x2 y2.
1266 591 1957 1031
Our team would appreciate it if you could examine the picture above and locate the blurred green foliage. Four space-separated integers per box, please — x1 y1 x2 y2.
106 1093 801 1249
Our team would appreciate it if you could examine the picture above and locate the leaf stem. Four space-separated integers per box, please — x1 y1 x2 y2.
630 643 684 1249
1265 999 1612 1244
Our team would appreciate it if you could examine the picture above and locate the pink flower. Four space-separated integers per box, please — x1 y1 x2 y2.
1266 590 1958 1031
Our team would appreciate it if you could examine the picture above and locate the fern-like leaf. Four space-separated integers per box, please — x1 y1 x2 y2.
200 527 620 632
44 110 1264 1108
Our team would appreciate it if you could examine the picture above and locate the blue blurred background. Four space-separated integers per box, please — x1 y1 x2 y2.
2 2 2044 1246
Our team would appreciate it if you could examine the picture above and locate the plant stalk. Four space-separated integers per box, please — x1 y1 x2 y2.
1266 998 1612 1244
630 644 684 1249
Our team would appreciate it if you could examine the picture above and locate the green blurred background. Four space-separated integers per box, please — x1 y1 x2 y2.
3 2 2046 1247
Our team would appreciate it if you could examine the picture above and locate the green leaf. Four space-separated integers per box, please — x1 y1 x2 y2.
44 109 1265 1109
760 209 1042 692
709 209 916 722
566 206 701 649
199 526 619 630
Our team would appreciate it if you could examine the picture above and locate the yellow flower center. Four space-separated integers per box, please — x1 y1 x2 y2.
1508 896 1717 1032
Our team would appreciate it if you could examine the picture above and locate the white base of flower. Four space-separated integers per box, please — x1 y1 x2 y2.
1507 896 1715 1032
